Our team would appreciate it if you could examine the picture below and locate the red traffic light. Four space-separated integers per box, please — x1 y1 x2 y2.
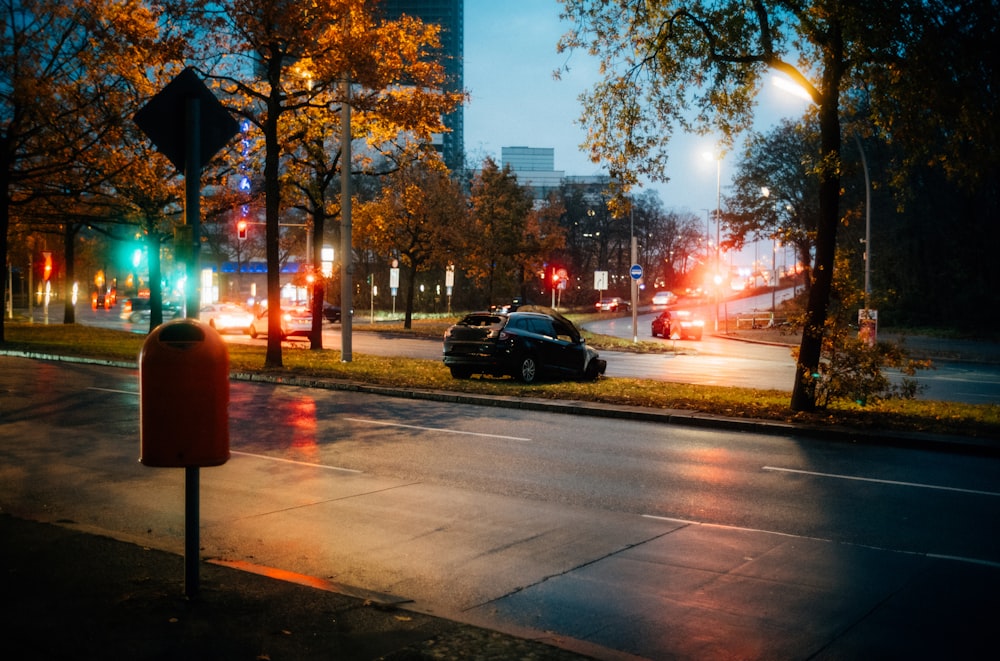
237 220 248 239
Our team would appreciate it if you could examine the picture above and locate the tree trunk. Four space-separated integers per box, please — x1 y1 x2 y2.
790 57 844 412
62 223 76 324
264 58 284 368
403 262 416 329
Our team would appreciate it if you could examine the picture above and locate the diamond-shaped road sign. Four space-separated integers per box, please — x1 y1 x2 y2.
134 67 239 174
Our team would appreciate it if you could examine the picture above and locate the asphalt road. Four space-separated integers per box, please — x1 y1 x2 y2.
2 356 999 659
17 301 1000 403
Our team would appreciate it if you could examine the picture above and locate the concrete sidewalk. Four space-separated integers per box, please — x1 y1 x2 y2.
2 513 595 660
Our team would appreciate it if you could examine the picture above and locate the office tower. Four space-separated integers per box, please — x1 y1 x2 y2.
381 0 464 171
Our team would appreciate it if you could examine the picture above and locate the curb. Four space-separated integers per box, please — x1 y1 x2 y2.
4 349 998 457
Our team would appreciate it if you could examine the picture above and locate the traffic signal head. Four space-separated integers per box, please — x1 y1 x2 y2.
237 220 248 239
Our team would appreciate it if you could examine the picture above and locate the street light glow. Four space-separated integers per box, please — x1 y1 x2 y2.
771 74 814 102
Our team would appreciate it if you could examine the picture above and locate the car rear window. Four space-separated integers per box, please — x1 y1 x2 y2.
460 314 505 328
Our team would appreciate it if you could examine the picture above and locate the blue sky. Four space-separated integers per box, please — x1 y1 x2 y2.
462 0 812 217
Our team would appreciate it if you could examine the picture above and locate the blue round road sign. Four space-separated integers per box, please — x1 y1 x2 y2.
630 264 643 280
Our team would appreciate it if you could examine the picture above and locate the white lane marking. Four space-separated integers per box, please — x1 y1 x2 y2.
230 450 361 473
763 465 1000 497
344 417 532 442
88 387 137 395
641 514 1000 569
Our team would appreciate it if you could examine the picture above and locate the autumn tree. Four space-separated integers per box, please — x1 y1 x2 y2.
726 119 821 296
557 0 978 411
354 154 466 328
629 191 702 294
1 0 181 340
173 0 463 366
464 158 537 306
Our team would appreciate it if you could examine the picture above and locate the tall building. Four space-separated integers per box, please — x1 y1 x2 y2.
380 0 464 171
502 147 565 200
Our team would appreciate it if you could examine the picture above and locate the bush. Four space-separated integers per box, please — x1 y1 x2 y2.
813 325 932 408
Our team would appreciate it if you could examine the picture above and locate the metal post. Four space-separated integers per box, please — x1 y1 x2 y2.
630 204 638 343
183 96 201 600
185 96 201 320
184 466 199 599
715 157 721 332
340 80 352 361
855 134 872 312
771 236 777 313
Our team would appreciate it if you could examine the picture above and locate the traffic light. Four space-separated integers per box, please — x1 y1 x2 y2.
42 251 53 281
237 220 248 239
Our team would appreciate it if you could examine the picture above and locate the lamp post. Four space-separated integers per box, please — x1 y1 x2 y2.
855 134 871 313
630 201 638 343
704 151 723 331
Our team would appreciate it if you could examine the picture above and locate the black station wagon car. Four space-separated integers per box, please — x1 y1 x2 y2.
442 307 606 383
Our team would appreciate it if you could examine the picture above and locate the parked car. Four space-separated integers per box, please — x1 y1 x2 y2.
199 303 253 334
651 309 705 341
443 306 606 383
596 296 629 312
651 290 677 307
248 306 313 340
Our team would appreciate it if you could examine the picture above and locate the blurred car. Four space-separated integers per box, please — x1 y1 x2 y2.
199 303 253 334
489 297 525 314
248 306 314 340
120 297 181 323
595 296 629 312
322 303 342 323
442 306 606 383
651 290 677 307
651 309 705 340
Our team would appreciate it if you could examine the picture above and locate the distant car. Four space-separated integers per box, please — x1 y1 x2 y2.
596 297 629 312
199 303 253 334
120 297 181 323
651 309 705 340
248 306 314 340
442 306 606 383
651 290 677 307
489 297 525 314
322 303 342 323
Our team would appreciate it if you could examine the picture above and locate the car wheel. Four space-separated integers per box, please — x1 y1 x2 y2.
449 366 473 379
129 312 143 323
515 355 538 383
584 359 601 381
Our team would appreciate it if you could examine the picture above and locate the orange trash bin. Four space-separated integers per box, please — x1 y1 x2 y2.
139 318 230 467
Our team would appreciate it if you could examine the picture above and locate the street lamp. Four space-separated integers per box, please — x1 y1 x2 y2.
704 150 723 331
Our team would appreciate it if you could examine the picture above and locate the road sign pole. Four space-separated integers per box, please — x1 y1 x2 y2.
183 95 201 600
135 68 239 602
185 96 201 320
